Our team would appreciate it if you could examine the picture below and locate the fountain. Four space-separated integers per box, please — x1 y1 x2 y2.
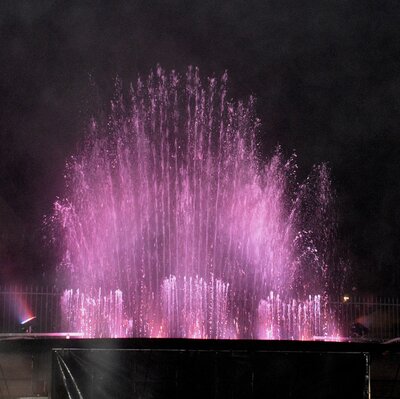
53 66 342 339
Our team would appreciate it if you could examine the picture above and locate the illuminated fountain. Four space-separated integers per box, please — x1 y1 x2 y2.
54 66 342 339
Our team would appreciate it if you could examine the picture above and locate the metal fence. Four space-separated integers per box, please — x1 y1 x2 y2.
331 297 400 340
0 286 399 340
0 285 62 333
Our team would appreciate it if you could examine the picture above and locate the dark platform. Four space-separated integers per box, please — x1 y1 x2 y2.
0 337 397 398
0 335 386 399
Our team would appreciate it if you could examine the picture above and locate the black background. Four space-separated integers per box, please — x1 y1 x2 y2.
0 1 399 294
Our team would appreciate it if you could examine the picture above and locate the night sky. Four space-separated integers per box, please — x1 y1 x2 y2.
0 1 399 294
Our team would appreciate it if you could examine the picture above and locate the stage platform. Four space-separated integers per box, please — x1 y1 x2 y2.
0 336 398 398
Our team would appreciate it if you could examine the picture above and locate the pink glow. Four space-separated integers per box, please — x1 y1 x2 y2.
55 67 343 339
10 293 34 325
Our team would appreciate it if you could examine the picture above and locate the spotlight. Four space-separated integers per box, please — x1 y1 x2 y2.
20 316 36 333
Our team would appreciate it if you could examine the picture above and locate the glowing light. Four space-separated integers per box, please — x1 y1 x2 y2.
6 291 35 325
21 316 36 325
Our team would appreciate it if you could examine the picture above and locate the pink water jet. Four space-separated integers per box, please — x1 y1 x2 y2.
54 66 342 339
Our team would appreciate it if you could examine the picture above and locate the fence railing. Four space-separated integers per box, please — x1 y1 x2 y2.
330 297 400 340
1 286 399 340
0 286 62 333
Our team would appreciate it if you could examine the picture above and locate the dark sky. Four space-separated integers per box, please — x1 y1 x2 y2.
0 1 399 293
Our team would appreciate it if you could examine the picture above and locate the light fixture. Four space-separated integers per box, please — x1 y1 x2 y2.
20 316 36 333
